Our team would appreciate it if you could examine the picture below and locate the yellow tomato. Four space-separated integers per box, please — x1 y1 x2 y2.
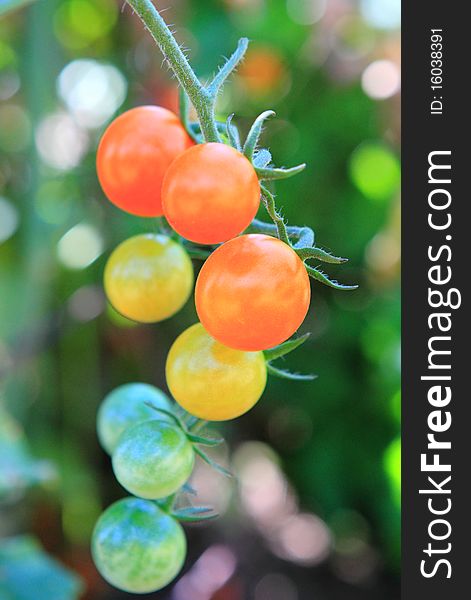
166 323 267 421
104 234 193 323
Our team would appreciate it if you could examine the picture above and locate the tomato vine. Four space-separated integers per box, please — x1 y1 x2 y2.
91 1 358 594
127 0 356 289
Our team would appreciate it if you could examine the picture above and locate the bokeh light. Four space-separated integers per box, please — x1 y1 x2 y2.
0 197 19 244
35 112 88 171
67 286 106 322
349 142 400 202
53 0 118 50
362 59 400 100
234 442 294 526
56 223 104 269
286 0 327 25
57 59 127 129
274 513 331 565
172 545 237 600
365 230 400 273
0 72 20 101
360 0 401 30
384 436 401 506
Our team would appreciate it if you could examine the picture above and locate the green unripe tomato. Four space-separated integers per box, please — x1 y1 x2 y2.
112 420 195 499
92 497 186 593
97 383 172 455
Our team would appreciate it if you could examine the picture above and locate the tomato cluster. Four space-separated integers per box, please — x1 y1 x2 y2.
99 106 310 347
93 103 317 593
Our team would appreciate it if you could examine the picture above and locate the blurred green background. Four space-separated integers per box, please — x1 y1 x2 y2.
0 0 400 598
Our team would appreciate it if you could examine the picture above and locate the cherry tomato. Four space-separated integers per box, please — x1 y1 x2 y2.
162 143 260 244
104 234 193 323
195 234 311 351
92 497 186 593
112 419 194 499
166 323 267 421
97 106 193 217
97 383 172 454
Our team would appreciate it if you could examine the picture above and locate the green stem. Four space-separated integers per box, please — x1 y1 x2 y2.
260 185 291 244
126 0 220 142
159 493 177 512
248 218 315 247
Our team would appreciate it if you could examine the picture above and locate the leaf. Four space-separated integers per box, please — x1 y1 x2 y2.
243 110 275 160
256 163 306 181
266 363 317 381
264 333 311 362
194 447 233 478
0 536 83 600
305 265 358 290
171 506 219 523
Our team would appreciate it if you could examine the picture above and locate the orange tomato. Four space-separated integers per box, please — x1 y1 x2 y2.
162 143 260 245
195 234 311 351
97 106 193 217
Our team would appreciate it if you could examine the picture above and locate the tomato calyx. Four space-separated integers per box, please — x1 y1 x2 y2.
264 333 317 381
155 491 219 523
145 402 234 479
171 506 219 523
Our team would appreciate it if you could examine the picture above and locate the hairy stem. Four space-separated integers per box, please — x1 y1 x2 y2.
126 0 220 142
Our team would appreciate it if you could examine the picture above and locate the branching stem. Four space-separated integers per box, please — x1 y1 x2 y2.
126 0 221 142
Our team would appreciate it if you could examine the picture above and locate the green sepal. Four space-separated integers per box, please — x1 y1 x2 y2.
253 148 272 168
297 246 348 264
264 333 311 362
187 433 225 447
266 363 317 381
305 265 358 290
243 110 275 160
144 403 186 430
194 446 233 478
256 163 306 181
226 114 242 150
171 506 219 522
182 482 198 496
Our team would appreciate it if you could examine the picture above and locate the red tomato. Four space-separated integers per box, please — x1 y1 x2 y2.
97 106 193 217
162 143 260 245
195 234 311 351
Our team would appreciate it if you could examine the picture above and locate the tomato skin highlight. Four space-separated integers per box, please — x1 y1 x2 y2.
97 383 173 455
97 106 193 217
92 497 186 594
104 233 194 323
162 143 261 245
195 234 311 351
112 419 195 499
166 323 267 421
